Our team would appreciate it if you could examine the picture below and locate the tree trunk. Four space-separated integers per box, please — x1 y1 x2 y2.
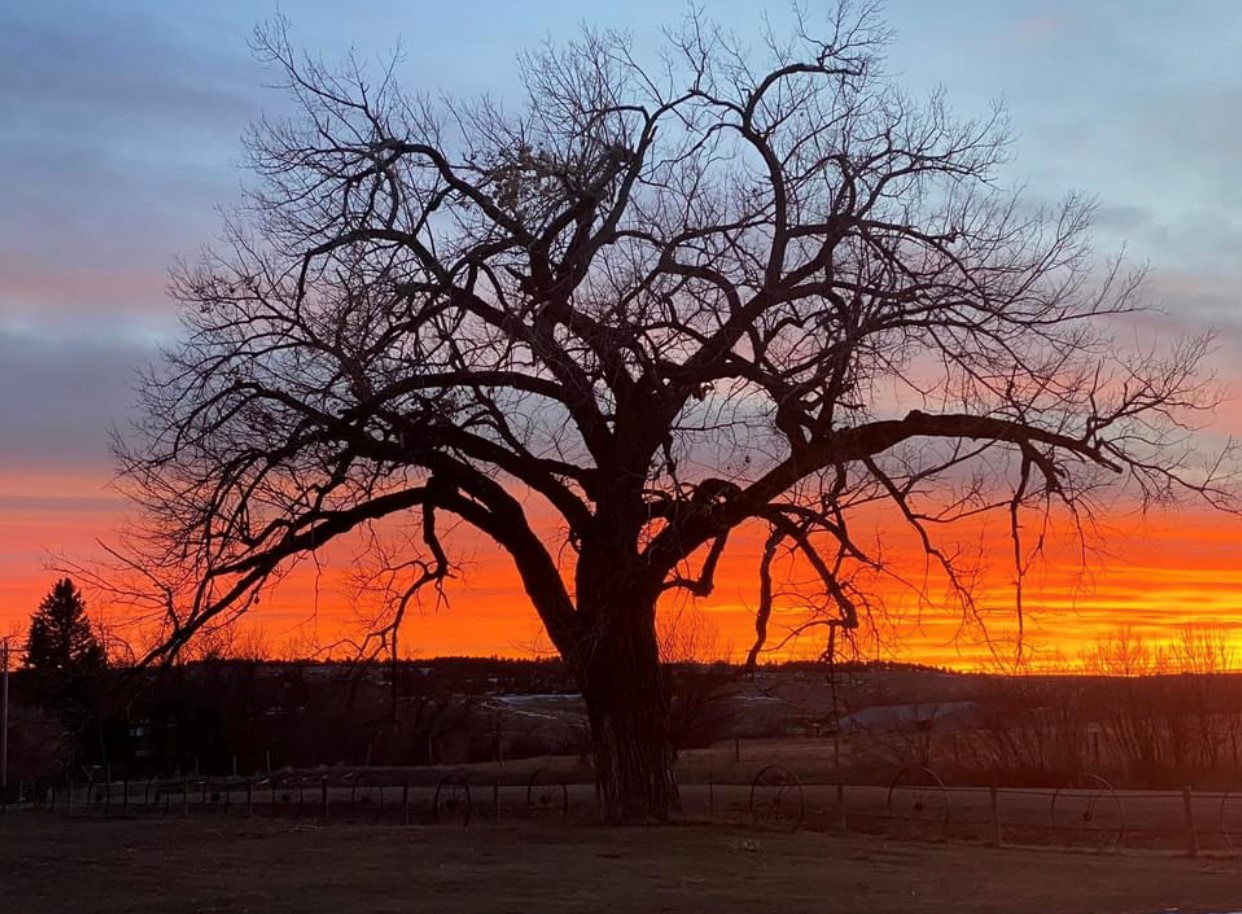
577 599 678 824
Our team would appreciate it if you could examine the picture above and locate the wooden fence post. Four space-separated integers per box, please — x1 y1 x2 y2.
836 782 847 836
989 786 1002 848
1183 786 1199 858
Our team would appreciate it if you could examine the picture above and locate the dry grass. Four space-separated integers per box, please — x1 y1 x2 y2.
4 813 1242 913
407 736 865 787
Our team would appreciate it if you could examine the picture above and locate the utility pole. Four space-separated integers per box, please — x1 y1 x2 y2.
2 637 9 793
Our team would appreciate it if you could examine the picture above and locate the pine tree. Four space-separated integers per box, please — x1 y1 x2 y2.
24 578 106 675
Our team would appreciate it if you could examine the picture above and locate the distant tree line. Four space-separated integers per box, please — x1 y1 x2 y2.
854 626 1242 789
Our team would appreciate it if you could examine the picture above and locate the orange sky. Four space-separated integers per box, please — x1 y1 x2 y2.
5 466 1242 671
5 3 1242 675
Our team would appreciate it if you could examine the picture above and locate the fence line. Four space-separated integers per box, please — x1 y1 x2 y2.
3 765 1241 855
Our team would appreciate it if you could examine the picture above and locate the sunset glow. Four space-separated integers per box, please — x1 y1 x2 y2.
4 1 1242 671
5 467 1242 669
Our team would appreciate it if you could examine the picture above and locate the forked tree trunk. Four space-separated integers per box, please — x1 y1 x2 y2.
576 596 679 824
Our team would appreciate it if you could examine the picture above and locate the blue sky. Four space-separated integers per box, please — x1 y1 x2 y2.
4 0 1242 455
1 1 1241 617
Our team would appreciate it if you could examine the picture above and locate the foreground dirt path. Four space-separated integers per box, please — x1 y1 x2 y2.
3 814 1241 913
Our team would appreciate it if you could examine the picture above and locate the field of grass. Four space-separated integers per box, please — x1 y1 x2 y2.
383 735 876 787
4 814 1242 913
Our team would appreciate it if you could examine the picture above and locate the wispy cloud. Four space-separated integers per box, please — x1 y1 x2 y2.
1007 11 1070 46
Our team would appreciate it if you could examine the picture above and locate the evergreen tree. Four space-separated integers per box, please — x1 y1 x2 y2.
24 578 106 675
22 578 116 766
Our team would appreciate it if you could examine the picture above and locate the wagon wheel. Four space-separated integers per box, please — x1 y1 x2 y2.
886 766 951 837
349 772 385 820
1220 788 1242 849
434 775 473 826
270 773 303 816
1050 773 1124 852
526 768 568 820
206 777 230 813
749 764 805 831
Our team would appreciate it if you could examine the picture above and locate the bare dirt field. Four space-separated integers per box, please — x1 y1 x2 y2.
4 815 1242 913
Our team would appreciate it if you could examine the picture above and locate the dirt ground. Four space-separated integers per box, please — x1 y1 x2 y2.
3 814 1242 914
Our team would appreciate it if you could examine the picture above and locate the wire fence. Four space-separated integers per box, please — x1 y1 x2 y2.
0 766 585 827
3 764 1240 855
687 767 1236 855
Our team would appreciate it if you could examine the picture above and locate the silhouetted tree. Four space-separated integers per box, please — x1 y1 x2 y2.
93 6 1234 821
24 578 106 677
659 606 735 754
23 578 111 765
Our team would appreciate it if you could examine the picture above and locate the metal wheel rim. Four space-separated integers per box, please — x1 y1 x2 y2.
885 766 951 833
748 764 805 831
434 775 473 826
1050 773 1124 852
526 767 568 820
